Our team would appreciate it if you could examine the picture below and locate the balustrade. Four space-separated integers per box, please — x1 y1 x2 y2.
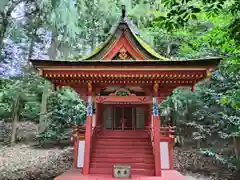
71 125 86 143
160 126 176 138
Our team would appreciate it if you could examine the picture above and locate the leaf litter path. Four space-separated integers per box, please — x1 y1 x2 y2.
0 144 217 180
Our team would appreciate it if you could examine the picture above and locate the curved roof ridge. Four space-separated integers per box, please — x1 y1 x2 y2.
75 18 169 60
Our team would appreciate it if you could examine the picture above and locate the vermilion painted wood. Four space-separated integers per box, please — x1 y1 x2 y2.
90 162 155 169
54 169 185 180
91 157 154 164
89 130 155 176
60 82 196 89
101 104 148 108
82 116 92 175
91 149 153 154
103 35 145 60
95 96 152 104
92 152 153 158
73 137 79 168
45 68 207 76
94 140 150 145
90 168 155 176
153 116 161 176
98 131 148 138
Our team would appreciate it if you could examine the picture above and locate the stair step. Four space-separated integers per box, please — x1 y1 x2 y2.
90 130 154 176
94 144 152 149
99 130 147 135
95 141 150 146
91 157 154 164
96 138 149 142
97 136 148 139
93 146 152 151
92 149 153 154
90 162 154 169
92 152 153 158
89 167 155 176
101 130 147 132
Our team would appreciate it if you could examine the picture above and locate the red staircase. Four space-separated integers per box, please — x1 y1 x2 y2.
89 130 155 176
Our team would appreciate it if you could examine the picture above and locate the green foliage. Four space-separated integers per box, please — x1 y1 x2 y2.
22 102 41 121
37 88 86 142
0 70 45 121
156 1 240 151
0 1 239 172
201 148 240 170
154 0 240 31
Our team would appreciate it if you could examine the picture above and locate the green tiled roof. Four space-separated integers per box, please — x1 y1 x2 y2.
75 19 168 60
80 35 113 60
134 35 169 60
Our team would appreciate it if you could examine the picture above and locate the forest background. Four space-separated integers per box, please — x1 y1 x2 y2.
0 0 240 179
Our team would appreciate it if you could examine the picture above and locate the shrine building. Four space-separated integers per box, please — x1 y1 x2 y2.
30 7 221 180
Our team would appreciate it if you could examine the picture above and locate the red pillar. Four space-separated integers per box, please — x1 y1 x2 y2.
82 81 93 175
153 81 162 176
152 98 162 176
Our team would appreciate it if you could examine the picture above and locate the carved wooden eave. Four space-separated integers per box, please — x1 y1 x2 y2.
95 95 152 104
31 58 221 85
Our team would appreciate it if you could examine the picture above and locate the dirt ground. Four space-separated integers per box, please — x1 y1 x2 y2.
0 144 235 180
0 144 72 180
0 121 238 180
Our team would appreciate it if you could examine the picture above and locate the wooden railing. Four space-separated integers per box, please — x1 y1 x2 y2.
71 125 86 169
146 126 176 143
160 126 176 138
71 125 86 143
146 126 155 155
90 126 96 159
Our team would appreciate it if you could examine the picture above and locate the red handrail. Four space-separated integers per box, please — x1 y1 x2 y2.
71 125 86 143
160 126 175 138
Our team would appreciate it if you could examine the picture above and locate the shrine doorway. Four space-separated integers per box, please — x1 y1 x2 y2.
102 105 146 130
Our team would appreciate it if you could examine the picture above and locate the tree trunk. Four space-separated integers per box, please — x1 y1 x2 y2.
27 23 39 60
0 15 9 61
0 0 27 60
38 82 51 133
0 121 4 144
90 17 96 52
167 43 172 56
28 36 35 60
233 136 240 160
47 36 60 60
196 139 201 148
10 95 21 145
28 10 42 60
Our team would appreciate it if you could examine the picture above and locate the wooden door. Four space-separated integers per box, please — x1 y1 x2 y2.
124 107 133 129
114 107 122 129
136 107 145 129
103 106 113 129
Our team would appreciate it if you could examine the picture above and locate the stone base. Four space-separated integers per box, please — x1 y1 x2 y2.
54 169 186 180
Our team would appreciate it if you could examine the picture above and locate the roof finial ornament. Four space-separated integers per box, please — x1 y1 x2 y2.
121 5 126 21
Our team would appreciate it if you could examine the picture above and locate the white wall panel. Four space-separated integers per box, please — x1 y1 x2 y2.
77 140 85 168
160 141 170 169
